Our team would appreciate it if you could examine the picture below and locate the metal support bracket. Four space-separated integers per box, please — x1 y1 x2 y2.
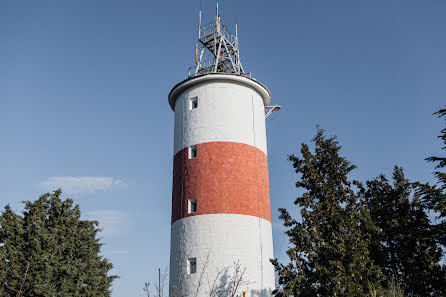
265 105 281 119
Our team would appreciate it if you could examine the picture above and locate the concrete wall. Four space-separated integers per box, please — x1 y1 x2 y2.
169 214 275 297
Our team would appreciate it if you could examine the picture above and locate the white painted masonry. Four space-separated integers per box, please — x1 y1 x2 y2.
169 74 275 296
169 214 275 297
170 74 271 155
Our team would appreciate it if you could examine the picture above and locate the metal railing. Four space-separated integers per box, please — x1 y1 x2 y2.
188 66 251 78
199 22 236 45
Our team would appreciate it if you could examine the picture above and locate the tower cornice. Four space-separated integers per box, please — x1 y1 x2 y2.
168 73 271 111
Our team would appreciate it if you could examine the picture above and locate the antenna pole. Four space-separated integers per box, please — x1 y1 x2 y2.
216 2 220 33
158 268 161 297
198 10 201 38
190 2 246 76
235 23 239 70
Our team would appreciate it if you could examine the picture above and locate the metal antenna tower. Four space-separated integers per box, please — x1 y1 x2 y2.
189 2 247 77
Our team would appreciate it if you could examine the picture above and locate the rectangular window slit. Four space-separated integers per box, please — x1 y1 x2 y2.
188 198 197 214
187 258 197 274
189 145 197 159
190 97 198 110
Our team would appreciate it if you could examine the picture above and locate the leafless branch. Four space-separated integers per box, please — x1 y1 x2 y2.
145 256 251 297
144 267 168 297
207 261 251 297
171 257 190 297
207 266 229 297
143 282 152 297
193 252 210 297
154 268 168 297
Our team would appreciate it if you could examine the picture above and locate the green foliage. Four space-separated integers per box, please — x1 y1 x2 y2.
426 108 446 186
369 276 411 297
362 167 446 297
415 107 446 246
380 277 409 297
272 129 383 297
0 190 117 297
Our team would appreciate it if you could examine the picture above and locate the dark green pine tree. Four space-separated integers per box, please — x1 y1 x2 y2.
272 129 383 297
0 190 117 297
362 167 446 297
416 107 446 246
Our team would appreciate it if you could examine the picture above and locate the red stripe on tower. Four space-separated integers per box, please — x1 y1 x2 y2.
171 142 271 224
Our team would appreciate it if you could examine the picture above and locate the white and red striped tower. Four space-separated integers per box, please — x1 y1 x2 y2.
168 5 278 296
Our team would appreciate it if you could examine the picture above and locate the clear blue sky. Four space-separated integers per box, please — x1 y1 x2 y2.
1 0 445 296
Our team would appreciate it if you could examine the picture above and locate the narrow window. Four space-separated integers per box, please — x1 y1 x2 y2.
190 97 198 110
188 198 197 214
187 258 197 274
189 145 197 159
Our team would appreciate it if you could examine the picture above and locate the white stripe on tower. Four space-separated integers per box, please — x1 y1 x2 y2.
170 74 270 154
168 74 275 297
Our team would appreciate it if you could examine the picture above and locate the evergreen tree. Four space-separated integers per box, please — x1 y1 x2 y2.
362 167 446 296
272 129 383 297
416 107 446 246
0 190 117 297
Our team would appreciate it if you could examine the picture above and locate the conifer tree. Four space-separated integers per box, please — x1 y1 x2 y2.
362 167 446 296
272 129 383 297
416 107 446 246
0 190 117 297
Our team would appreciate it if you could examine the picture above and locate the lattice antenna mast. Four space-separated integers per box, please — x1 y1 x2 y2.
192 2 245 76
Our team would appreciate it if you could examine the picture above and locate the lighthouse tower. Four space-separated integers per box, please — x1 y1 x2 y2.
168 5 276 296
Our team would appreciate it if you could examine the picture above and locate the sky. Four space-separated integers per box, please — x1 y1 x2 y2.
1 0 445 296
